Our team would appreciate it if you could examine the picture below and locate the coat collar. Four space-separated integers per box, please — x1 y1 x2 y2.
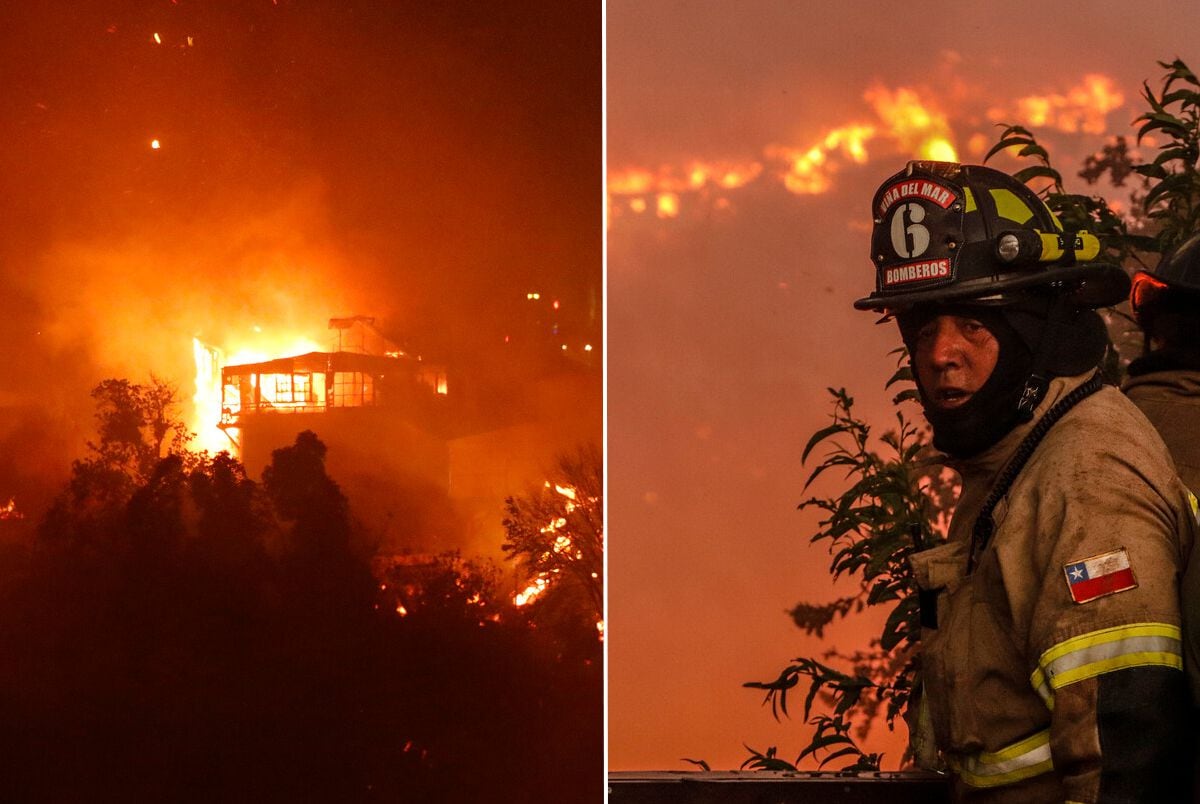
939 371 1098 484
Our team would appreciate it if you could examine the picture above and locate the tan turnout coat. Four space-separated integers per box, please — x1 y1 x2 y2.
911 372 1195 803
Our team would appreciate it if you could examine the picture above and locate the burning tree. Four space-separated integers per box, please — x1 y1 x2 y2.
503 444 604 641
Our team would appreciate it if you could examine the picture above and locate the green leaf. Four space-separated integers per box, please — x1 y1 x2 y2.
885 365 913 389
1017 142 1050 161
1012 165 1062 186
817 746 864 769
802 423 848 464
1136 112 1190 142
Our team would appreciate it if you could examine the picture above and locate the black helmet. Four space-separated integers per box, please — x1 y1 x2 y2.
855 161 1130 312
1130 232 1200 326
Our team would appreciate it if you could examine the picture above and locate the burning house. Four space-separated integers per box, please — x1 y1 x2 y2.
199 311 601 560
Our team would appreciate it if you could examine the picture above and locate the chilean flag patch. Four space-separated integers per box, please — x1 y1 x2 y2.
1063 548 1137 604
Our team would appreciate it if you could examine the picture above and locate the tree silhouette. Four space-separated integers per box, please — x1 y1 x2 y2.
1 386 602 802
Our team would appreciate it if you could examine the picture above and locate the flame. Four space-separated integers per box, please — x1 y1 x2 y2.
990 74 1124 135
608 161 762 198
864 85 957 162
514 575 549 607
611 85 959 207
608 160 763 219
151 139 161 150
192 338 225 453
656 192 680 219
766 123 876 195
190 331 328 455
608 169 655 196
0 498 24 521
683 161 763 190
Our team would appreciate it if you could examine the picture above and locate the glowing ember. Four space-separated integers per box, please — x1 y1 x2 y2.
0 498 24 521
151 139 161 150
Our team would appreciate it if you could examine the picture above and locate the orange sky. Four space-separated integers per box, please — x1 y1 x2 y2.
0 1 600 511
607 0 1200 771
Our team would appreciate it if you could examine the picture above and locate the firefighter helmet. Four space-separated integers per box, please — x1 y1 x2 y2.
1130 231 1200 324
854 161 1130 312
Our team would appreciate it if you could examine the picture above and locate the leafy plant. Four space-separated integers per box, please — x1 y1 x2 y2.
743 381 955 771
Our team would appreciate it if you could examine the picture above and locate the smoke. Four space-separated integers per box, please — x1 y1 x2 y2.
0 1 600 520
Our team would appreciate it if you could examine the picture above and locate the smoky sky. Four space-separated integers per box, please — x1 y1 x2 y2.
0 1 600 496
0 0 600 379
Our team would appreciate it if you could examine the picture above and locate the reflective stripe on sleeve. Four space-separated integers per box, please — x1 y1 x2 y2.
1030 622 1183 707
950 728 1053 788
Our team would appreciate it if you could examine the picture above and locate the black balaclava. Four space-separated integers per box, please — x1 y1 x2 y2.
897 296 1108 459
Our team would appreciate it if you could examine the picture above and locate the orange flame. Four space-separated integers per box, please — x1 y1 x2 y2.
190 331 328 456
514 575 550 607
656 192 680 219
989 74 1124 135
864 85 957 162
767 123 876 195
608 160 762 218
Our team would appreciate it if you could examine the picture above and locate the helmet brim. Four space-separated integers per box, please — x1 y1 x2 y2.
853 262 1130 312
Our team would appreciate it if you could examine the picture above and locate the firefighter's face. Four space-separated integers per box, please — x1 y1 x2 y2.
911 314 1000 410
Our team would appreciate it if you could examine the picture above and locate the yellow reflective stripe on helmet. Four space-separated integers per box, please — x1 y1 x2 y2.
1030 623 1182 706
1188 490 1199 524
1037 231 1101 263
990 188 1035 224
950 729 1053 788
963 187 977 213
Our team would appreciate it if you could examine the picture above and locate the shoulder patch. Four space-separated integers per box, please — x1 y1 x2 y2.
1063 548 1137 604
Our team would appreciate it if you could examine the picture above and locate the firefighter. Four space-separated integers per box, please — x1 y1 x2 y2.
1126 234 1200 789
1126 233 1200 493
856 161 1195 802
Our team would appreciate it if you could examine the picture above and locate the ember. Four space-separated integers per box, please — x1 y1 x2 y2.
0 498 24 521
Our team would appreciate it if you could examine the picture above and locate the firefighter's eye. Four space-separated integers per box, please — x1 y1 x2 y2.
960 319 987 337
